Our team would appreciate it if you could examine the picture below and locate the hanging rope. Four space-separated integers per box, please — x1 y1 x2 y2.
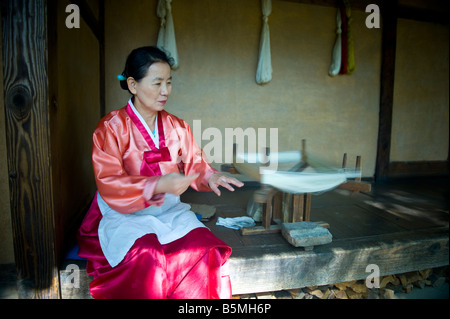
156 0 166 48
329 0 354 76
156 0 179 69
328 7 342 76
256 0 273 84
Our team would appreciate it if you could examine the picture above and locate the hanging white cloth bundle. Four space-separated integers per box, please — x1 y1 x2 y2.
328 7 342 76
156 0 179 68
256 0 273 84
156 0 166 48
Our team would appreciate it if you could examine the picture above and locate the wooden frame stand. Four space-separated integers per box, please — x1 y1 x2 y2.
221 140 371 236
240 186 321 235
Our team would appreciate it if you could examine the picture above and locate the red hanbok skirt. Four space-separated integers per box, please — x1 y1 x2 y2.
77 194 232 299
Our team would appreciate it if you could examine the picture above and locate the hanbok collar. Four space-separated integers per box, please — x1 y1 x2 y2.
125 99 171 177
127 98 159 149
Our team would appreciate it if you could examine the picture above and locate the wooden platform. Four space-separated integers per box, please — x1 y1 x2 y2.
60 177 449 298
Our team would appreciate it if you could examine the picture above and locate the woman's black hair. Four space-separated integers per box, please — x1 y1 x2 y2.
119 46 174 93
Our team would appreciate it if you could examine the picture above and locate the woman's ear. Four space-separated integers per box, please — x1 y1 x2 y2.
127 77 137 95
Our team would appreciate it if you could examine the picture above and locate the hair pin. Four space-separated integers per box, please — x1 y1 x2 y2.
117 74 127 81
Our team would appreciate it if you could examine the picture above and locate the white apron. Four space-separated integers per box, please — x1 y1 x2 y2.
97 193 206 267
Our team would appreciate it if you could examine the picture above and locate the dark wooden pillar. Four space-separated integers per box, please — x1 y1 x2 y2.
375 0 398 182
2 0 60 298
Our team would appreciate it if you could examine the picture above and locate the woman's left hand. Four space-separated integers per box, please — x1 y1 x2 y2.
208 173 244 196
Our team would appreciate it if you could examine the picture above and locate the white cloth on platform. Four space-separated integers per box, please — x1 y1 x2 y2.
216 216 256 230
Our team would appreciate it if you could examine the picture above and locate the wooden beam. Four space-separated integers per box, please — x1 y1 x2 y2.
70 0 101 42
62 226 448 297
276 0 382 12
230 226 449 294
98 0 105 117
2 0 60 298
69 0 105 118
278 0 448 25
375 0 398 182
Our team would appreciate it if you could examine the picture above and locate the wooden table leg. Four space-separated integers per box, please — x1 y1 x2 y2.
304 193 312 221
282 193 292 223
292 194 304 222
263 196 272 230
273 192 282 223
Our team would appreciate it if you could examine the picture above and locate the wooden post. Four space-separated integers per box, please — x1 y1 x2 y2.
304 193 312 221
2 0 60 298
301 139 307 164
282 193 292 223
264 196 272 230
272 191 282 222
342 153 347 169
375 0 398 182
355 156 361 182
292 194 304 222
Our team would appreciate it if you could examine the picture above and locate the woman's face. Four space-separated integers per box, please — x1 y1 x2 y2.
128 62 172 114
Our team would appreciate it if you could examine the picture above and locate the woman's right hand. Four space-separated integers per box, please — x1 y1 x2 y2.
154 172 200 196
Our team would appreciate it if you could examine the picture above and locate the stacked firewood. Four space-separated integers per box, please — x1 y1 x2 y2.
234 267 448 299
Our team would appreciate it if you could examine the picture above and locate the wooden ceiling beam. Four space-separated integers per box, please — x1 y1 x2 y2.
276 0 448 24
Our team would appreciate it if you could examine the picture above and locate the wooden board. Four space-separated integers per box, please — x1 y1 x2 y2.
240 221 329 236
228 226 449 294
60 226 449 298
